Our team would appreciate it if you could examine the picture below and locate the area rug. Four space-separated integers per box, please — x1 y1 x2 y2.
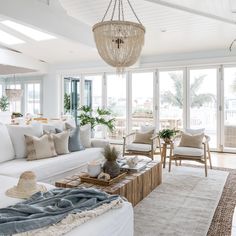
134 166 229 236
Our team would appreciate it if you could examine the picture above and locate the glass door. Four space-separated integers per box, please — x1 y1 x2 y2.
223 67 236 150
189 68 218 148
159 70 184 130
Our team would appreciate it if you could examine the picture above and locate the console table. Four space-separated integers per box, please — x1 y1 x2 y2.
55 160 162 206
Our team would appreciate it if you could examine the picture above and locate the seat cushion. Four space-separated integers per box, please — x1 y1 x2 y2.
173 146 204 157
0 148 104 181
7 124 43 158
126 143 152 152
0 123 15 162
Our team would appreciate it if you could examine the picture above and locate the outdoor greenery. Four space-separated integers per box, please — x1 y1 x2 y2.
0 96 9 111
78 105 116 132
64 93 71 113
159 128 179 140
161 73 216 108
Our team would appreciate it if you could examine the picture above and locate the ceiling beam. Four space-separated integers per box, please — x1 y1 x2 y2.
144 0 236 26
0 0 95 48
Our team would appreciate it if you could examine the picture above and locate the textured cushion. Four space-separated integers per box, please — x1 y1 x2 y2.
51 131 70 155
79 124 92 148
173 146 204 157
126 143 152 152
140 125 155 133
133 130 154 144
25 134 57 161
7 124 43 158
185 128 205 135
58 126 84 152
179 132 204 149
0 123 15 162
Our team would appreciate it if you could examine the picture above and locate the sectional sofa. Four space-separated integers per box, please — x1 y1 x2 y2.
0 122 134 235
0 122 109 183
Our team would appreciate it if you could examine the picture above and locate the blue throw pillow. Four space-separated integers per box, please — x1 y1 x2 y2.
56 126 84 152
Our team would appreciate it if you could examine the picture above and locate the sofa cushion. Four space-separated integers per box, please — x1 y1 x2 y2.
51 131 70 155
179 132 204 149
126 143 152 152
173 146 204 157
7 124 43 158
133 130 154 144
25 134 57 161
0 123 15 162
0 148 104 181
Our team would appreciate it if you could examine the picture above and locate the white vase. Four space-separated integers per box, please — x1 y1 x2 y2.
0 111 11 124
87 162 102 177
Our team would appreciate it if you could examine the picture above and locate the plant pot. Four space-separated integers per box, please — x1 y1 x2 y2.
103 160 120 178
164 137 171 143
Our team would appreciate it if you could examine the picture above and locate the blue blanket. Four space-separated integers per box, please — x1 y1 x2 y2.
0 187 119 235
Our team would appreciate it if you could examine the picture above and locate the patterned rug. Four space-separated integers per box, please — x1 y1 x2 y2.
134 165 235 236
205 166 236 236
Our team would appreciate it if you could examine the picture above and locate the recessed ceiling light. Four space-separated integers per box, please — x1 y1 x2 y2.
0 29 25 45
2 20 56 41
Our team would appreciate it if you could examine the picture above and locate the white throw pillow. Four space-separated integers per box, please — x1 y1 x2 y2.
7 124 43 158
0 123 15 162
185 128 205 135
80 124 91 148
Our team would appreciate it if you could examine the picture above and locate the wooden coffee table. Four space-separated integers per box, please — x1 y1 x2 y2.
55 160 162 206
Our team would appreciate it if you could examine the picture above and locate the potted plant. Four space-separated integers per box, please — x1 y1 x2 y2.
159 128 179 143
78 106 116 132
0 96 9 111
103 145 120 178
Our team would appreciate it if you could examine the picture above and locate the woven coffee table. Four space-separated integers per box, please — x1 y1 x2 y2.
55 160 162 206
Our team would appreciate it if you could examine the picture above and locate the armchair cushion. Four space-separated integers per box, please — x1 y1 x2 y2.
185 128 205 135
126 143 152 152
179 132 204 149
173 146 204 157
133 130 154 144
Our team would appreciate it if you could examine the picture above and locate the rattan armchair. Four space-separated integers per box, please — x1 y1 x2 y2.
122 132 161 160
169 134 212 177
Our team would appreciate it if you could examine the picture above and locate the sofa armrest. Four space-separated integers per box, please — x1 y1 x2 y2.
91 139 110 148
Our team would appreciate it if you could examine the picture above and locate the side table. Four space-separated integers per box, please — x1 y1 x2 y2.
161 141 172 168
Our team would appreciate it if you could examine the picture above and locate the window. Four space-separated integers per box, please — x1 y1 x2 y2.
0 84 2 98
83 75 102 110
25 83 41 115
159 70 184 130
132 72 154 130
189 68 217 148
224 67 236 149
107 74 126 140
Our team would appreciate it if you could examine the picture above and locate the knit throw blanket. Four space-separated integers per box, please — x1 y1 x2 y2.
0 188 122 236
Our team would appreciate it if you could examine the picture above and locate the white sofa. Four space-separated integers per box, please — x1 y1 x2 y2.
0 123 108 184
0 175 134 236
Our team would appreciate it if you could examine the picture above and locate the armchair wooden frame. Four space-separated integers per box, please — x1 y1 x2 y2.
169 134 212 177
123 132 161 160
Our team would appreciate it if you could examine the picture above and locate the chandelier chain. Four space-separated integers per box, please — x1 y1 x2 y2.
102 0 113 22
118 0 121 21
127 0 142 24
121 0 124 20
111 0 118 20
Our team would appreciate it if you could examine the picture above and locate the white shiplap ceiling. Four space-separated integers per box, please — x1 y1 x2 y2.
59 0 236 56
1 0 236 65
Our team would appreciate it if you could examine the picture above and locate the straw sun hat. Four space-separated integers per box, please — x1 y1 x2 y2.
6 171 47 199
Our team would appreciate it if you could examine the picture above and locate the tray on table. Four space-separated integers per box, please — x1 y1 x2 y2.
80 172 126 186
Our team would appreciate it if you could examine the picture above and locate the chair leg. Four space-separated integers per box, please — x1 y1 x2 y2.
169 156 172 172
204 159 208 177
207 145 212 169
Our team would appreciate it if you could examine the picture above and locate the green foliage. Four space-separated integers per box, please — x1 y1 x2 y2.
0 96 9 111
64 93 71 113
161 73 216 108
159 128 178 139
78 105 116 132
103 145 119 161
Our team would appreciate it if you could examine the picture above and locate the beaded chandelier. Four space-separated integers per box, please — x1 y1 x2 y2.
92 0 145 72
